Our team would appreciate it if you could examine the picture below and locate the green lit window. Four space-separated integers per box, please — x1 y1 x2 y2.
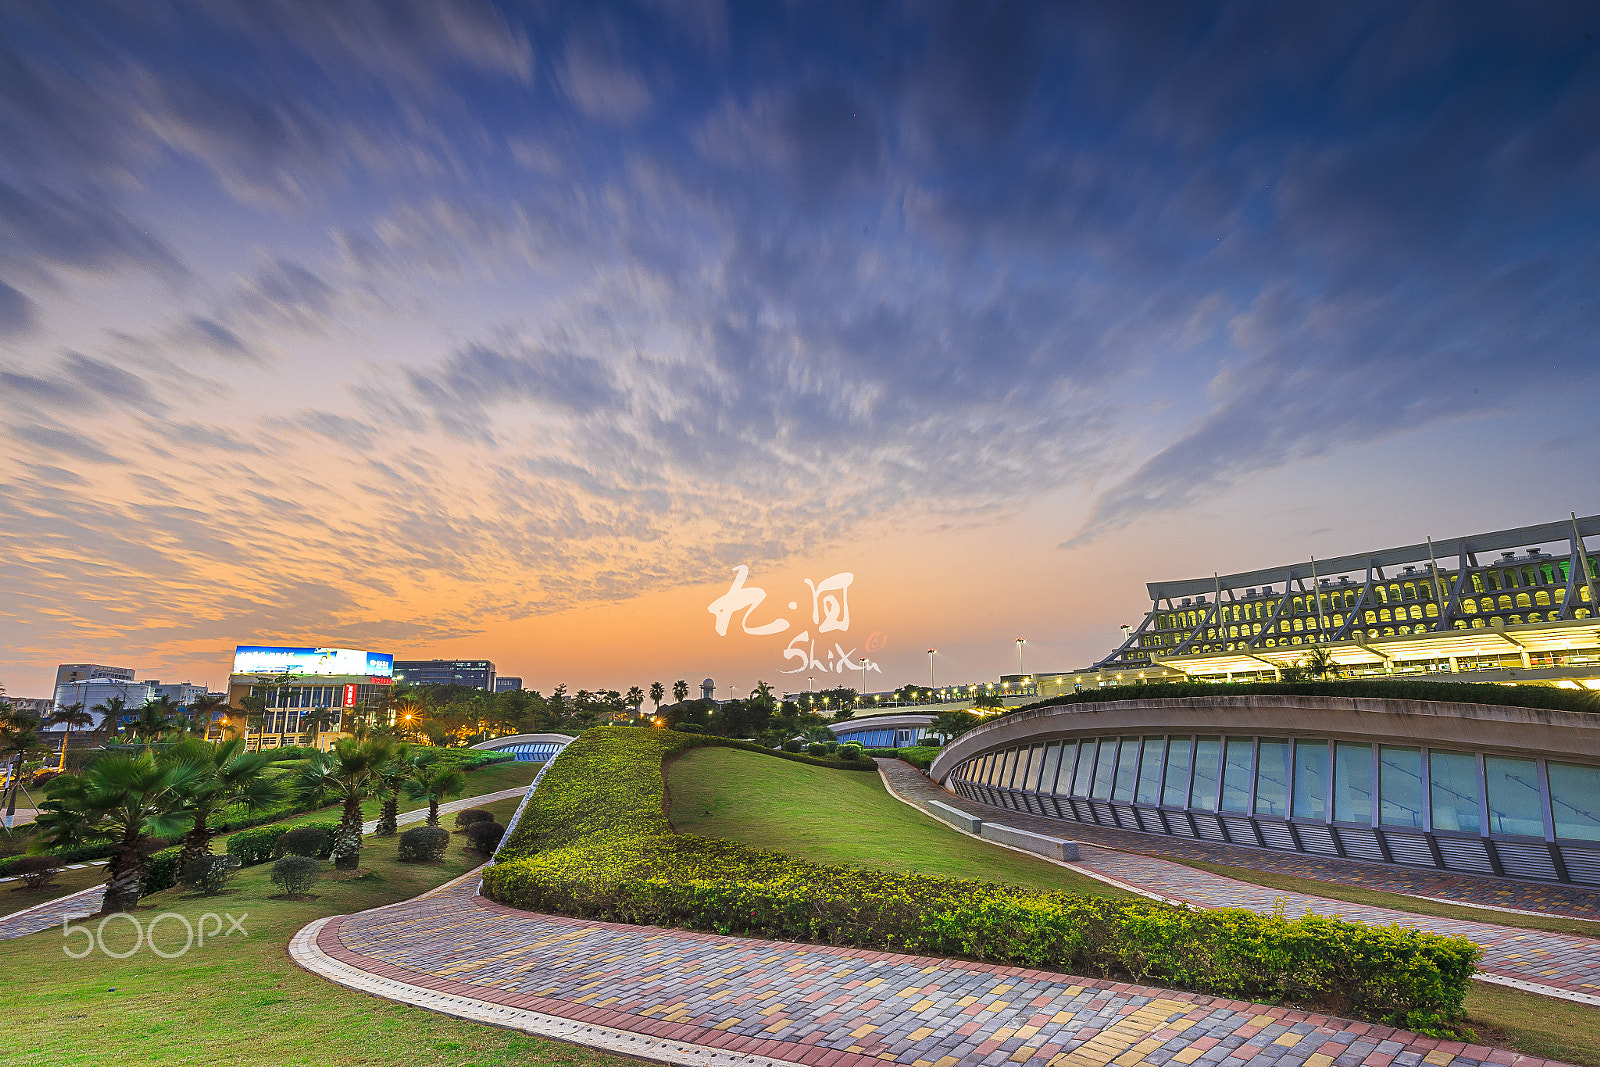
1219 738 1254 813
1254 739 1289 817
1292 740 1328 820
1429 751 1480 833
1379 746 1425 828
1072 740 1098 796
1162 737 1192 806
1052 741 1077 794
1112 738 1140 801
1091 739 1118 799
1486 757 1543 836
1549 762 1600 841
1190 736 1221 810
1136 737 1165 804
1333 742 1373 823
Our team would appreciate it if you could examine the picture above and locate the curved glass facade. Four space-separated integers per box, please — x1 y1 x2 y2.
949 734 1600 885
490 740 567 762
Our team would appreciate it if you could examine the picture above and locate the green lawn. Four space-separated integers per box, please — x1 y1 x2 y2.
666 747 1127 897
1466 982 1600 1067
0 793 631 1067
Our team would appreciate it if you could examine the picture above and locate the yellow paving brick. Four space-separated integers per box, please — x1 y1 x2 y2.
992 984 1015 994
989 1000 1012 1012
1010 1046 1041 1063
909 1028 936 1042
764 1020 791 1034
1423 1054 1454 1067
1016 1025 1041 1040
934 1057 961 1067
1052 1012 1077 1024
712 1018 741 1030
959 996 980 1007
912 999 935 1011
899 986 923 997
1171 1049 1204 1065
1249 1014 1276 1027
1273 1032 1303 1047
1304 1055 1334 1067
851 1024 877 1038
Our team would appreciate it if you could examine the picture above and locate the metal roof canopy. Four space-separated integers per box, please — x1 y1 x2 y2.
1147 514 1600 602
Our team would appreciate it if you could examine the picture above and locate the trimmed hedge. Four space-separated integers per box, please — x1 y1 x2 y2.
484 728 1480 1036
274 826 332 859
399 825 451 862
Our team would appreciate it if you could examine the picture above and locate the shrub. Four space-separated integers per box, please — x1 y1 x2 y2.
895 746 941 771
271 854 321 895
454 808 495 830
139 847 183 896
782 739 803 753
484 727 1480 1036
806 742 828 757
180 855 234 896
10 855 61 890
464 820 506 855
837 744 863 762
824 741 838 754
274 826 331 860
227 826 284 867
398 826 450 862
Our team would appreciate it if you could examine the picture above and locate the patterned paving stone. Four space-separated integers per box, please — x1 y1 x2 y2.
876 763 1600 1002
298 873 1574 1067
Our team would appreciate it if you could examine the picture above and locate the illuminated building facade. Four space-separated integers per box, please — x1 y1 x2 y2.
1040 514 1600 693
219 645 394 751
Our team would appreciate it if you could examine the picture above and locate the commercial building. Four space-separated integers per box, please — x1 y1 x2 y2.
148 681 214 707
54 663 134 687
221 645 393 751
1 695 54 720
932 691 1600 887
1033 513 1600 695
494 676 523 692
50 677 155 732
393 659 496 691
830 714 936 748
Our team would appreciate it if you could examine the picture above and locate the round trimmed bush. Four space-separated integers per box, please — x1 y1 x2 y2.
824 741 838 753
464 820 506 855
782 738 804 753
10 855 61 891
453 808 495 831
397 825 450 863
838 743 864 761
273 826 331 859
806 742 828 757
270 854 321 896
180 854 235 896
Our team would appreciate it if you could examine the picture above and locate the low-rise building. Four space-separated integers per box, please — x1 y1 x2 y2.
221 645 394 751
493 676 523 692
393 658 496 691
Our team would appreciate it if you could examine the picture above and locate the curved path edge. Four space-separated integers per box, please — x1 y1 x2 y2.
873 762 1600 1007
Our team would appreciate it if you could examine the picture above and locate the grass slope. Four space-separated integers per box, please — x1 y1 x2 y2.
668 747 1127 897
0 794 632 1067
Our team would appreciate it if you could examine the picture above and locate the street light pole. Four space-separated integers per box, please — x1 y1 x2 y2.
1016 637 1026 676
926 648 937 689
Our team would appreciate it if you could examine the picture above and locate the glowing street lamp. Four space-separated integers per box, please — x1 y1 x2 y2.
1016 636 1026 676
926 648 937 689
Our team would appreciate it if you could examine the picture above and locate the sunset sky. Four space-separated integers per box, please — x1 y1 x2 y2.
2 3 1597 699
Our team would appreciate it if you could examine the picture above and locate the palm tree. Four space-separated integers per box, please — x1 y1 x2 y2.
371 745 415 836
130 698 178 744
0 709 42 828
47 702 95 768
1302 645 1339 681
404 755 467 827
295 737 394 869
169 738 283 871
35 752 201 912
672 679 689 704
188 693 228 740
649 682 665 715
91 695 127 743
626 686 645 720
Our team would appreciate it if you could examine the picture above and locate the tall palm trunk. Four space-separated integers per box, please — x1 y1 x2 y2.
427 798 441 826
333 793 363 869
178 807 213 872
102 830 146 913
376 793 399 836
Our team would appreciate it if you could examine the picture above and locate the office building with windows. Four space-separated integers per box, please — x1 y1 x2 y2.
54 663 135 688
221 645 393 750
50 677 155 732
494 676 523 692
1034 513 1600 695
393 659 497 691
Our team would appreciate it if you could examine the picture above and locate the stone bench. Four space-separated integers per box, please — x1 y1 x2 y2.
923 801 1080 861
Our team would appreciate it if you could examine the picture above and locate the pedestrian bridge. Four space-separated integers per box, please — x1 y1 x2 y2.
468 732 575 763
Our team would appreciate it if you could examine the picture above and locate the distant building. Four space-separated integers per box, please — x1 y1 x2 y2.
0 695 54 720
393 659 497 691
700 677 716 703
54 663 135 688
493 676 523 692
222 645 394 751
50 678 155 732
147 681 212 707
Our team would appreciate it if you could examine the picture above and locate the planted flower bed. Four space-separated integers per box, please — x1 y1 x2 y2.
482 727 1480 1036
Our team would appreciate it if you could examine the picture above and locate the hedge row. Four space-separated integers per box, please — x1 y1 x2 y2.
1013 679 1600 717
483 727 1479 1036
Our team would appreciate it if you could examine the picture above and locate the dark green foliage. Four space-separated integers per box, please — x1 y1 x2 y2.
484 728 1481 1037
397 825 450 862
454 808 495 830
273 826 332 859
227 826 284 867
1015 680 1600 717
9 855 61 890
837 743 863 762
139 847 183 896
270 854 321 895
894 746 942 771
782 739 804 753
806 742 828 757
179 854 234 895
464 820 505 854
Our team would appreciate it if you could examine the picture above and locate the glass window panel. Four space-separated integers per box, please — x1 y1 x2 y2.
1333 742 1373 823
1190 736 1221 810
1037 742 1061 794
1136 737 1165 805
1017 745 1038 790
1091 739 1118 799
1549 762 1600 841
1073 740 1098 796
1429 751 1480 833
1052 742 1077 794
988 752 1005 787
1485 757 1543 837
1254 739 1289 817
1162 737 1192 807
1112 738 1141 802
1292 740 1328 820
1219 738 1254 813
976 753 994 785
999 748 1018 789
1379 746 1425 828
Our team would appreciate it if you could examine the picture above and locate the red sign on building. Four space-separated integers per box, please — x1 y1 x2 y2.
342 684 357 708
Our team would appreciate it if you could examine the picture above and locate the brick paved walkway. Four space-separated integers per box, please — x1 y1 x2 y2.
877 763 1600 1005
295 872 1573 1067
881 763 1600 921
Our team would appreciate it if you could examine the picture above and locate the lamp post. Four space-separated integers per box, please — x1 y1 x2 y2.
926 648 937 689
859 659 870 701
1016 636 1026 676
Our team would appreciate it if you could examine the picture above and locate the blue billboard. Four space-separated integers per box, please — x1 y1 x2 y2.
231 646 394 678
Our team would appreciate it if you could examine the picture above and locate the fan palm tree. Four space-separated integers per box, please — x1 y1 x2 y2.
35 752 201 912
404 755 467 827
91 695 127 743
672 679 689 704
0 709 43 828
130 698 178 743
626 686 645 719
649 682 665 714
1302 644 1339 680
47 702 95 768
168 737 283 871
295 737 394 869
187 693 228 740
371 744 415 836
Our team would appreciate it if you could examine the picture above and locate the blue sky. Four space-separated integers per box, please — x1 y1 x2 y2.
1 2 1597 696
